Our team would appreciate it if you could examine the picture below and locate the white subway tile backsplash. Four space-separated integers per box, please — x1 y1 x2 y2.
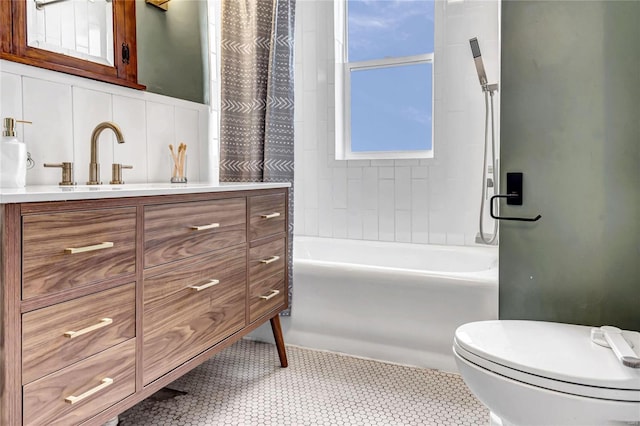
174 107 200 182
22 77 73 185
72 87 112 185
362 167 378 211
1 72 22 124
112 95 147 183
146 102 175 183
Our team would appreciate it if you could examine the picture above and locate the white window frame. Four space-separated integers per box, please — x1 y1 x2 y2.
334 0 435 161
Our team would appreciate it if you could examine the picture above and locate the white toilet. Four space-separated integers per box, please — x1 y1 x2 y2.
453 320 640 426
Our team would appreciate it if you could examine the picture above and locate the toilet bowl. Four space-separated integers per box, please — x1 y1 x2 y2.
453 320 640 426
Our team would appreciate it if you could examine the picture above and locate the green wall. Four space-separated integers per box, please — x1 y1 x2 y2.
136 0 209 104
499 1 640 330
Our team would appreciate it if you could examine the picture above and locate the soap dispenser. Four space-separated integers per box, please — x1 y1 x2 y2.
1 117 30 188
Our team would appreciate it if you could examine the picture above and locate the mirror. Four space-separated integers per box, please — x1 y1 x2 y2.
27 0 114 67
0 0 143 89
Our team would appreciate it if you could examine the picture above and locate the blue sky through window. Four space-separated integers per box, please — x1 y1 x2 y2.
351 63 433 152
347 0 434 154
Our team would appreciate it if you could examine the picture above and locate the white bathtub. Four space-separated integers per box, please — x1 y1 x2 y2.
250 236 498 373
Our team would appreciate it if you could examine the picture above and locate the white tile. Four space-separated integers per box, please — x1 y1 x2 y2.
379 166 394 179
332 208 347 238
318 178 333 237
446 233 466 246
429 210 448 245
362 167 378 211
303 150 319 209
347 209 363 239
362 210 379 240
304 208 319 236
347 167 362 179
347 160 370 168
347 177 362 212
394 159 420 166
174 107 200 183
378 180 395 241
201 108 218 184
394 166 411 210
371 159 394 167
1 72 22 124
332 167 347 208
72 86 112 185
112 95 147 183
303 93 318 150
411 179 429 244
146 102 175 183
302 32 317 92
395 210 411 243
412 165 429 179
316 120 328 158
21 77 73 185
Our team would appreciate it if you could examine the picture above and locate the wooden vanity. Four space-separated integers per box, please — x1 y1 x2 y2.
0 184 290 425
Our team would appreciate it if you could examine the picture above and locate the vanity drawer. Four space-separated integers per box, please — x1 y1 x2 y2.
22 339 135 426
249 193 286 241
249 273 286 323
143 246 247 384
249 238 286 284
22 207 136 300
144 197 246 268
22 283 135 385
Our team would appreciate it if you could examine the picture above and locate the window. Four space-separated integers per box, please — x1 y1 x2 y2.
335 0 435 160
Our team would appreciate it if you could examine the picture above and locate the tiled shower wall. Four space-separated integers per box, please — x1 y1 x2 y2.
294 0 500 245
0 58 216 186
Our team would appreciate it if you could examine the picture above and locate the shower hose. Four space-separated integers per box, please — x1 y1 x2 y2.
478 89 498 245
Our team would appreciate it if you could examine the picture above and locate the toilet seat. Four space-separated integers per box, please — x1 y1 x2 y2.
453 320 640 402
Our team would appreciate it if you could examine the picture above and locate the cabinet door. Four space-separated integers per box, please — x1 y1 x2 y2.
22 340 135 426
22 283 135 385
249 193 286 241
22 207 136 299
143 246 247 384
144 198 246 268
249 238 286 323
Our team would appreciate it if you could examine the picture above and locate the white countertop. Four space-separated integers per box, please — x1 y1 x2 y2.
0 182 290 204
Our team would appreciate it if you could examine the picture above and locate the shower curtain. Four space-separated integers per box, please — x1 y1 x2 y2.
220 0 296 315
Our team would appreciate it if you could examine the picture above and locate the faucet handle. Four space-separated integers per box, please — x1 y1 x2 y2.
110 164 133 185
44 162 76 186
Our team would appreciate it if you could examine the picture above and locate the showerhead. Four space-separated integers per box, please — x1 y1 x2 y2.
469 37 488 87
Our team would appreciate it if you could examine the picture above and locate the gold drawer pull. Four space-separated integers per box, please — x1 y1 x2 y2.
64 241 114 254
64 318 113 339
190 223 220 231
259 289 280 301
65 378 114 405
259 255 280 265
261 212 281 219
188 279 220 291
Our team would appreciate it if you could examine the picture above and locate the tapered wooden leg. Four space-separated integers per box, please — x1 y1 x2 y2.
270 314 288 368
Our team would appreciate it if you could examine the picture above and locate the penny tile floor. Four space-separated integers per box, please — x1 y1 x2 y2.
119 339 488 426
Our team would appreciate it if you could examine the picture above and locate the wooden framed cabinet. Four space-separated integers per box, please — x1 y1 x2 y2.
0 186 289 425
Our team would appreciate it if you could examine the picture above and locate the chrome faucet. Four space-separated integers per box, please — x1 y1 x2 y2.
88 121 125 185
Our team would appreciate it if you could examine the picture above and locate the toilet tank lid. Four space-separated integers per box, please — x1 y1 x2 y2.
454 320 640 391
